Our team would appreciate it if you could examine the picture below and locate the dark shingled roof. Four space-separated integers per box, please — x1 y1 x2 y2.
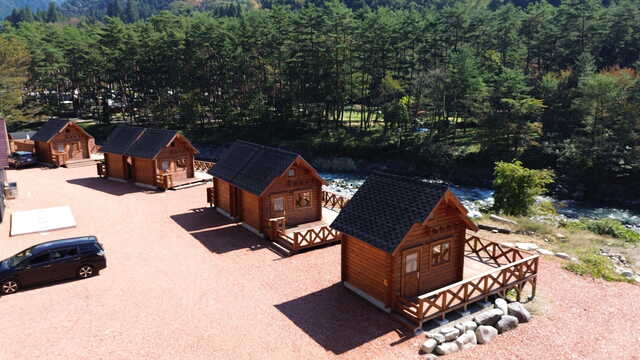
0 118 9 168
208 141 300 196
31 119 70 142
9 131 36 140
127 129 179 159
100 125 146 155
330 172 450 253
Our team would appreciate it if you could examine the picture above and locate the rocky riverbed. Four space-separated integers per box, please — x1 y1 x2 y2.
321 172 640 234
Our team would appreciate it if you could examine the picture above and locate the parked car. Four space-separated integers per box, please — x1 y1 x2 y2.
9 151 37 168
0 236 106 295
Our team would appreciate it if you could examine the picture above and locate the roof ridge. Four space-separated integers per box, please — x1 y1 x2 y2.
235 140 300 157
370 170 449 189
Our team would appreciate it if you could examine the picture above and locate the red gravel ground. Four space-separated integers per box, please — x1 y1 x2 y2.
0 166 638 360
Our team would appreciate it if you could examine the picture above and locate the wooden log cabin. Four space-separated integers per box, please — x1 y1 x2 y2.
0 118 10 223
330 172 480 313
99 125 198 189
8 131 35 153
32 119 96 167
208 140 326 239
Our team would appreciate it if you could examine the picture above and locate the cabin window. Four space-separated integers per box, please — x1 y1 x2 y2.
160 160 170 172
295 191 311 208
56 144 65 152
288 169 296 177
405 253 418 274
273 197 284 212
431 241 451 267
176 158 187 169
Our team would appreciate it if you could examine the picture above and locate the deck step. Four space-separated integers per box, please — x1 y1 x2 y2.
269 241 292 257
64 159 99 168
170 180 208 190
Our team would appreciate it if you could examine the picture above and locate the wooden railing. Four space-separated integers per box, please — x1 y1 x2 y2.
96 162 107 178
321 190 350 211
52 153 65 167
395 235 539 326
194 160 215 172
156 173 173 190
268 217 341 253
464 235 527 266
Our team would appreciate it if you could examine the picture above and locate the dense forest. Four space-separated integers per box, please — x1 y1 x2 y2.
0 0 639 207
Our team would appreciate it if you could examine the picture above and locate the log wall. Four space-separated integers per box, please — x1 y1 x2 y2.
342 234 392 306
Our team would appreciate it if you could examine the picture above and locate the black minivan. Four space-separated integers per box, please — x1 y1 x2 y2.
0 236 106 295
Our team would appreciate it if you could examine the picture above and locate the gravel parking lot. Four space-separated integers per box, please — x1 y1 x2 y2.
0 166 638 360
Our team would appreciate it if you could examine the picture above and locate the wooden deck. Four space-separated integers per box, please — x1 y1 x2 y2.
270 208 341 254
283 208 338 235
395 235 539 327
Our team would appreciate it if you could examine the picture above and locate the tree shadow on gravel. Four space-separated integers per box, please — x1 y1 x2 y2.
171 208 269 254
67 177 157 196
275 283 413 354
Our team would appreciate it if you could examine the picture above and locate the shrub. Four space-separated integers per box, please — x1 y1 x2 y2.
492 160 554 216
565 253 631 282
564 218 640 244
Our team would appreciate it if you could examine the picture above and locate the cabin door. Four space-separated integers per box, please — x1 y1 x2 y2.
270 194 286 219
171 157 189 181
401 247 421 298
68 142 83 161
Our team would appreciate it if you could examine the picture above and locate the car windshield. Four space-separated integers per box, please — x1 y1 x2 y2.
6 248 34 267
15 152 32 158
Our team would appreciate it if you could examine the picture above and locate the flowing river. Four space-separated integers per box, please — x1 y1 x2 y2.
321 172 640 233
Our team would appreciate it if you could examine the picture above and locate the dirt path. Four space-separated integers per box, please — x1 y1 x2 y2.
0 167 637 359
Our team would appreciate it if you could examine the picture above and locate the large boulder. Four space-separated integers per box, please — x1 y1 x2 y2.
435 341 460 356
462 320 478 332
537 248 554 256
473 308 503 326
425 332 445 344
494 298 508 314
507 302 531 323
475 326 498 345
440 327 461 342
455 330 478 350
515 242 539 251
496 315 519 334
419 338 438 354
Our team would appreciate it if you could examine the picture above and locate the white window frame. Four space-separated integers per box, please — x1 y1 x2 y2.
405 252 418 274
160 160 170 172
273 197 284 212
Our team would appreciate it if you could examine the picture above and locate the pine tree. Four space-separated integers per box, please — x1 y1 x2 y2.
46 2 62 23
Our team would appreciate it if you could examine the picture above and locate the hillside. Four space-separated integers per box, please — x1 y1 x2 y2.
0 0 61 18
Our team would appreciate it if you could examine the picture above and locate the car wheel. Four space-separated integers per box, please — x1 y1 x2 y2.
78 265 94 279
1 280 19 295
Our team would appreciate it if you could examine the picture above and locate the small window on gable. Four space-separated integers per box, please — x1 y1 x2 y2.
288 168 296 177
431 241 451 267
405 252 418 274
65 128 70 133
171 142 176 147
